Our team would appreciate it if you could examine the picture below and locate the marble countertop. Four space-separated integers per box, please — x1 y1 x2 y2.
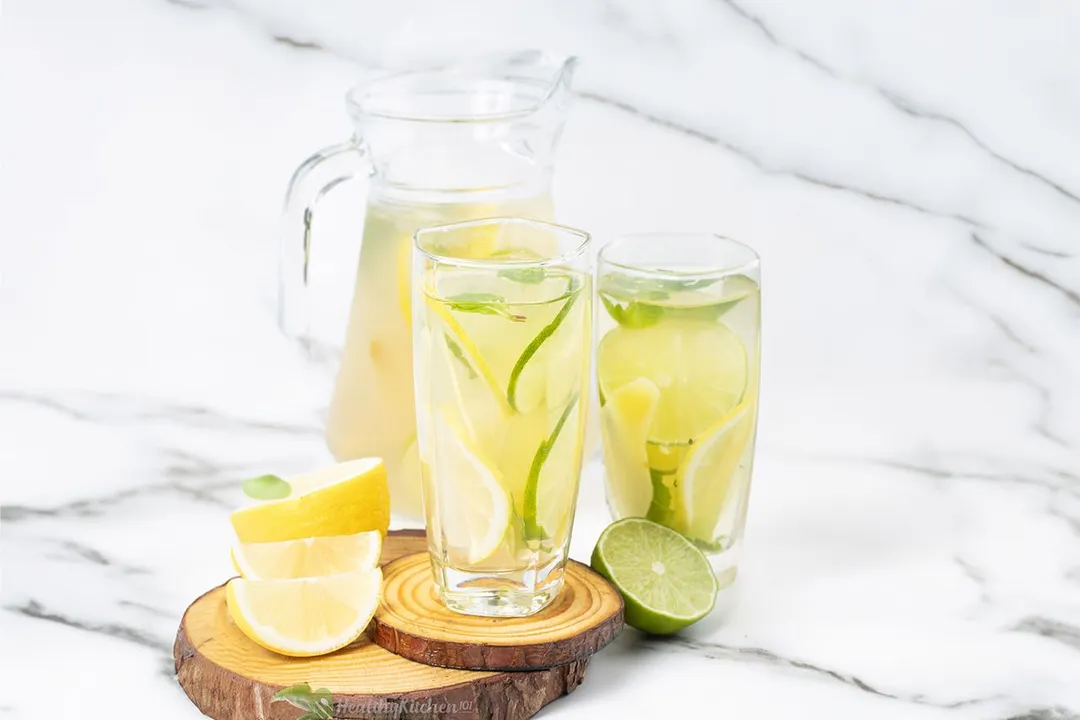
3 0 1080 717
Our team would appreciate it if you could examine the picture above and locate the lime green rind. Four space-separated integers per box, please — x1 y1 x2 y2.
523 394 580 541
507 283 580 412
590 518 718 635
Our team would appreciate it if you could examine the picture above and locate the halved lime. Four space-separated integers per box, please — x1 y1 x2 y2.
591 518 718 635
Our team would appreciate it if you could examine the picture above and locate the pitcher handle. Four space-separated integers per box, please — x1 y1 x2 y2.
278 137 370 357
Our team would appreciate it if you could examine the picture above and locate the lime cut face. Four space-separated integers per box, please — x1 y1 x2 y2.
590 518 718 635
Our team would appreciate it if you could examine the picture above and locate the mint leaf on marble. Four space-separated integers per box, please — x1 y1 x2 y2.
242 474 291 500
273 684 333 719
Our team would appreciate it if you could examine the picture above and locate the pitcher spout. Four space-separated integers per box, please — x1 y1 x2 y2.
485 50 578 115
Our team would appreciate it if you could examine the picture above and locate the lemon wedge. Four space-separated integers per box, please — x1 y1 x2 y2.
432 409 511 564
600 377 662 519
678 397 756 542
230 458 389 544
226 567 382 657
231 530 382 581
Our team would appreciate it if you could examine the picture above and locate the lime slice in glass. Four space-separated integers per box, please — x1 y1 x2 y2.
596 320 747 445
591 518 718 635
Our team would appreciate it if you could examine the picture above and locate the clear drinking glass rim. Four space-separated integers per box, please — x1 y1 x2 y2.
414 216 591 269
598 232 761 280
345 52 579 125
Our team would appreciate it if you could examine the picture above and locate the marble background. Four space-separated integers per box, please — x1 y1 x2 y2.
2 0 1080 717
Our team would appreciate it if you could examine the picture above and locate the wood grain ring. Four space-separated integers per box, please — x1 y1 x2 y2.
372 551 624 671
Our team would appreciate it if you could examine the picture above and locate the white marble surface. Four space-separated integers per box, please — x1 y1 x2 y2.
3 0 1080 717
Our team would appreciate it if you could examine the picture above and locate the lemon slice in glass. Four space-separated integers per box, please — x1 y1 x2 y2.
231 530 382 581
600 377 661 519
226 567 382 657
678 397 756 544
433 409 512 564
424 295 512 452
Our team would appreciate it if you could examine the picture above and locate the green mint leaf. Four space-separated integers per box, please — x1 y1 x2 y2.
313 690 335 720
602 272 724 304
273 684 316 710
498 267 547 284
601 293 743 328
600 295 627 325
624 301 665 328
600 295 664 329
273 684 333 716
243 474 291 500
445 292 525 322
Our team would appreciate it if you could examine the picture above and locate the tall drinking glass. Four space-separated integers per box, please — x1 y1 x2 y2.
413 218 592 616
596 234 761 586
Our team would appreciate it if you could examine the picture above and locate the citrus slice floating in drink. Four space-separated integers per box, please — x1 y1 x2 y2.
600 377 661 519
231 530 383 581
522 397 583 543
506 277 585 414
590 517 718 635
226 567 383 657
432 409 512 564
425 296 512 451
596 320 748 444
678 398 756 544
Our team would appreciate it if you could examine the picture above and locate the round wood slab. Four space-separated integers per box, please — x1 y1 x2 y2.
174 530 589 720
372 552 624 671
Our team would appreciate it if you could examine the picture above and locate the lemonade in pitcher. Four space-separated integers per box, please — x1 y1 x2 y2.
414 219 592 616
277 54 578 519
325 194 551 518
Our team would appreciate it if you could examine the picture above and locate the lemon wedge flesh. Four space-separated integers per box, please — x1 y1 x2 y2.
600 377 661 518
230 458 389 544
433 409 511 564
679 397 756 543
231 530 382 580
226 568 382 657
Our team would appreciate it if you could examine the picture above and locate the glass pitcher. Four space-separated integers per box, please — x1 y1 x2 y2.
278 52 578 521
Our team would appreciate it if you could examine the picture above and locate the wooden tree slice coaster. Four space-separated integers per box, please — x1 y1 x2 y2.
174 530 589 720
372 552 624 671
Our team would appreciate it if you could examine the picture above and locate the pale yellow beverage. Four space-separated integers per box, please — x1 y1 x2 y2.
414 218 592 616
325 194 551 519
